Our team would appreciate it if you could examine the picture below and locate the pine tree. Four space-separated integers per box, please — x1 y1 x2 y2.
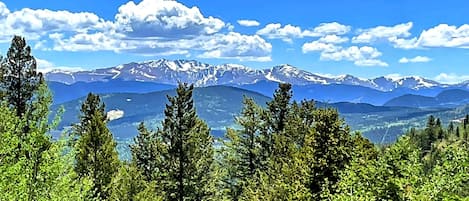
448 122 454 135
0 82 91 200
286 100 316 148
220 97 262 200
423 115 438 151
0 35 42 118
158 83 215 200
267 83 292 134
110 163 145 200
73 93 119 200
308 108 353 198
131 122 163 182
260 83 292 160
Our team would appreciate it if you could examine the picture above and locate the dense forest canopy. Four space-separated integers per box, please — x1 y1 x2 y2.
0 36 468 200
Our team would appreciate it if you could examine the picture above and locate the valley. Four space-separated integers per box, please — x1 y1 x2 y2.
46 59 469 149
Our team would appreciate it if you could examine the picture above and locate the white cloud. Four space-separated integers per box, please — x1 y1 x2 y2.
415 24 469 48
197 32 272 61
354 59 388 67
434 73 469 84
0 2 9 17
320 46 388 67
317 34 348 44
302 41 339 53
306 22 351 36
352 22 413 44
351 22 420 49
115 0 225 38
257 22 350 42
0 2 110 42
0 0 272 61
398 56 431 63
237 19 260 27
49 32 125 52
256 23 303 42
388 36 418 49
303 39 387 67
36 58 84 73
352 22 469 49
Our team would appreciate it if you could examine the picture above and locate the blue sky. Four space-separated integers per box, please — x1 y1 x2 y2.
1 0 469 83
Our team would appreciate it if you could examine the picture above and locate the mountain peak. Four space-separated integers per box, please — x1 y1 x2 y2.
44 58 452 91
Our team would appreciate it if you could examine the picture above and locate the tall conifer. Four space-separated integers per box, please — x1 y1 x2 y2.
73 93 119 200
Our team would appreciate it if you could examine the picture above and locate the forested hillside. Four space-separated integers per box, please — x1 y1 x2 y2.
1 36 468 200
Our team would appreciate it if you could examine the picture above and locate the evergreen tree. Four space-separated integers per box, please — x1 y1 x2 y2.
131 122 163 182
73 93 119 200
308 108 353 198
448 121 454 135
0 35 42 117
220 97 262 200
158 83 215 200
259 83 293 161
464 114 469 128
235 97 262 177
267 83 292 134
0 84 91 200
109 163 164 201
285 100 316 149
422 115 438 152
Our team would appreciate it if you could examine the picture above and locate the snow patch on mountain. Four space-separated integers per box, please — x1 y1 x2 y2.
107 109 124 121
45 59 447 91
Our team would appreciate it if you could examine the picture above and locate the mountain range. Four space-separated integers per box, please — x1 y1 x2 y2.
45 59 461 92
384 89 469 108
44 58 469 144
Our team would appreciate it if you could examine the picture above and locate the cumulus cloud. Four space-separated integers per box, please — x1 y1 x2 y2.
351 22 418 49
114 0 225 38
303 39 387 67
198 32 272 61
317 35 349 44
306 22 351 36
0 2 9 17
352 22 469 49
415 24 469 48
36 58 84 73
320 46 388 66
0 2 111 42
0 0 272 61
434 73 469 84
257 22 350 42
256 23 303 42
302 41 339 53
352 22 413 43
237 19 260 27
398 56 431 63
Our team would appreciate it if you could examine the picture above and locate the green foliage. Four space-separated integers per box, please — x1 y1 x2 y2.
219 97 263 200
73 93 119 200
0 89 91 200
1 36 466 200
0 35 42 117
109 163 164 201
308 108 354 197
332 120 469 201
131 122 164 182
131 83 216 200
160 83 215 200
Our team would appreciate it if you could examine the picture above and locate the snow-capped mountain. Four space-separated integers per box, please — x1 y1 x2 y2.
45 59 447 91
263 64 334 85
370 76 442 91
